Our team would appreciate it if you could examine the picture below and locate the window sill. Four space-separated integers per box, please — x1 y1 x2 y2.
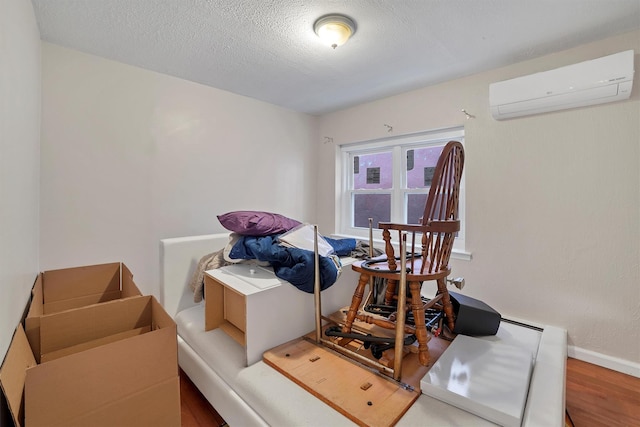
330 233 472 261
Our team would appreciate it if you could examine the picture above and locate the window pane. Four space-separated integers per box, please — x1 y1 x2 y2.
407 193 428 224
353 151 392 190
341 129 464 252
353 194 391 228
406 145 444 189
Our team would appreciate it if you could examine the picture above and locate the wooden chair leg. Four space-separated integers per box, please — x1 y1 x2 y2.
380 229 397 306
342 273 370 334
409 281 430 366
437 278 455 331
383 279 397 306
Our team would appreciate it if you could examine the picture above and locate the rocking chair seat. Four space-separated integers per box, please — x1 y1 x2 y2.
351 257 450 282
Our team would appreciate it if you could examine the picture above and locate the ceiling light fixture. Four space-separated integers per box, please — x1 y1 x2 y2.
313 14 356 49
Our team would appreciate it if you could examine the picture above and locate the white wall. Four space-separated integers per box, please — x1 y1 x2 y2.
317 30 640 373
39 43 318 298
0 0 41 361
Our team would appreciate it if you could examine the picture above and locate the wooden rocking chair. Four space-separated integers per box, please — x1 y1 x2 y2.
342 140 465 367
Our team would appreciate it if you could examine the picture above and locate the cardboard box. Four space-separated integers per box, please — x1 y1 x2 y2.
0 295 180 427
24 262 142 362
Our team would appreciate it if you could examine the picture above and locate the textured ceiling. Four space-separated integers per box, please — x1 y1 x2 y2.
31 0 640 115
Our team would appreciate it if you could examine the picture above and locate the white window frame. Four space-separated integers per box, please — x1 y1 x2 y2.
337 127 470 260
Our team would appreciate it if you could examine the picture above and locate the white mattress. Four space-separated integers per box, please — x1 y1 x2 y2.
176 305 521 426
176 305 356 426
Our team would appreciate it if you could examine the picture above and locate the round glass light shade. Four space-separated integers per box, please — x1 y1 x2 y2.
314 15 356 49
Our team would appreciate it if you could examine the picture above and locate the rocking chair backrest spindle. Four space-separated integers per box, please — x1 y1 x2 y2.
419 140 465 275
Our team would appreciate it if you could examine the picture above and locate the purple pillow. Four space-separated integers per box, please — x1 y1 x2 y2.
217 211 301 236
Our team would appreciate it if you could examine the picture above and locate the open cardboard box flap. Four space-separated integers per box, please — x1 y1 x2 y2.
34 262 140 314
39 293 158 359
0 325 35 427
24 262 142 363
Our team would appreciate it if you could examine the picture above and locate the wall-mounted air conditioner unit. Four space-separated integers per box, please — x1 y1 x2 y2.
489 50 634 120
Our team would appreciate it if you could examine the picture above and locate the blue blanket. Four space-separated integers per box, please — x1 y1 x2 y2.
228 235 356 293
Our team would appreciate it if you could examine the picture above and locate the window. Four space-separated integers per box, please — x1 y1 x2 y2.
338 127 467 256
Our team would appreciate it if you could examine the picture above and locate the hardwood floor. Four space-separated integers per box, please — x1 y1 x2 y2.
180 359 640 426
565 358 640 427
179 370 227 427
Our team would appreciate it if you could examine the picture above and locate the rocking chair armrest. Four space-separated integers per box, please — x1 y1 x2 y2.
378 219 460 234
378 222 424 233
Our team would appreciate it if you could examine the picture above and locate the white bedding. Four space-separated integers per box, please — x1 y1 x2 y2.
177 305 354 426
161 233 567 427
176 304 503 426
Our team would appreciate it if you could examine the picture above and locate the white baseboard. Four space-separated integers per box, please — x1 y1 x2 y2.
568 345 640 378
